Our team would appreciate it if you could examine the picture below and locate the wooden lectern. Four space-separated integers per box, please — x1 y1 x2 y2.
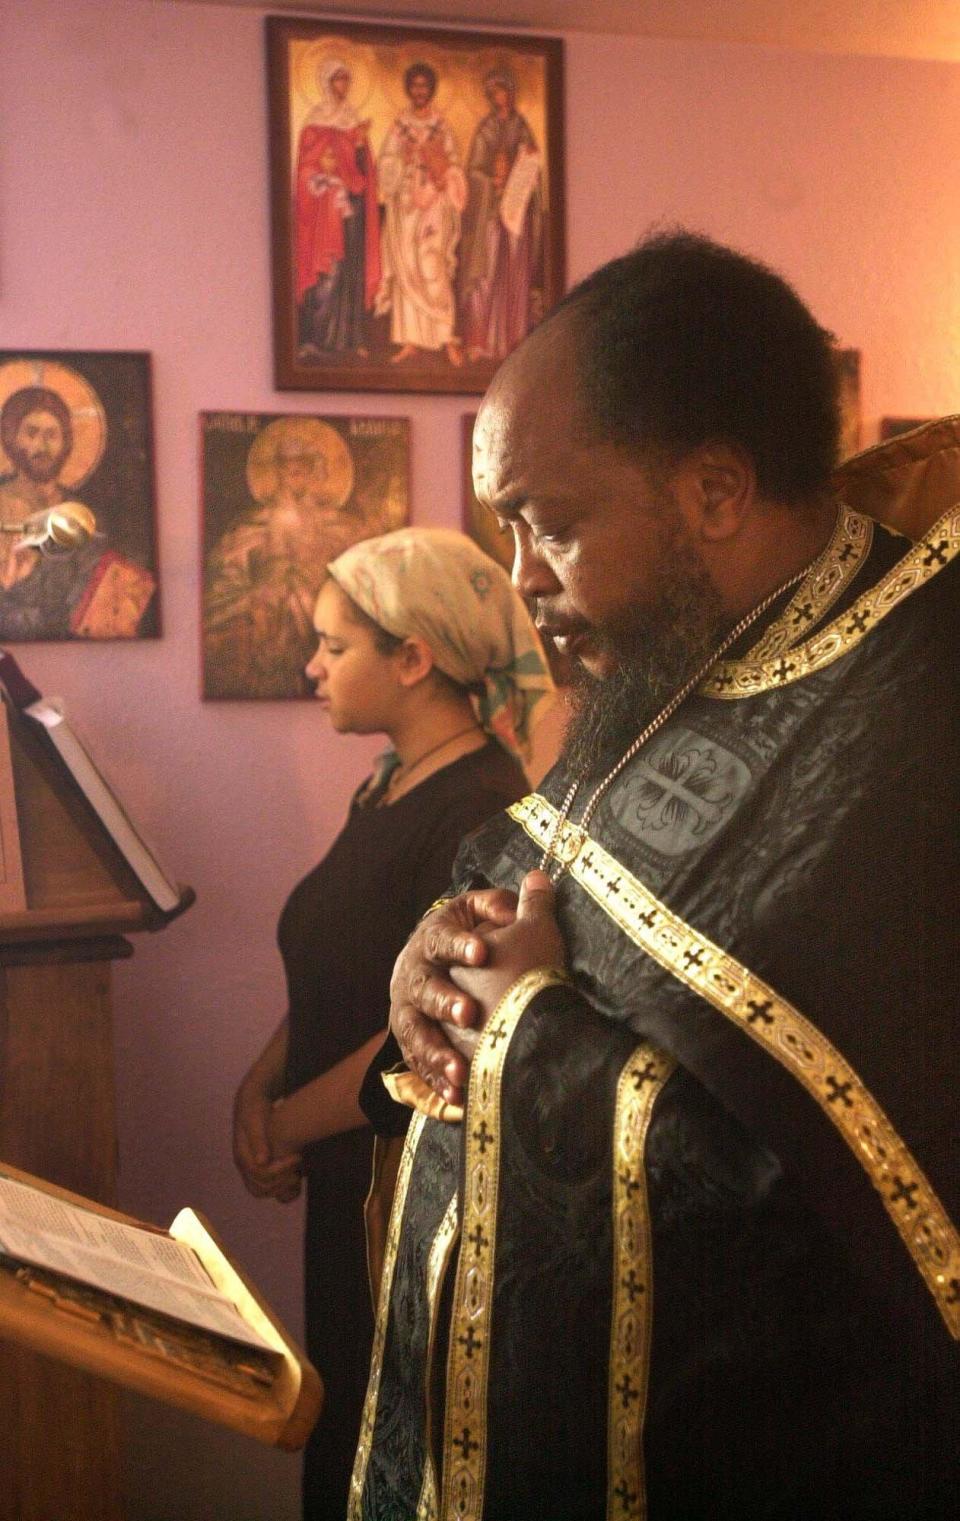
0 1162 322 1452
0 677 196 1521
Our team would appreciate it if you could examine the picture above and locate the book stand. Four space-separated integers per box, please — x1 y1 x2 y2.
0 687 201 1521
0 1163 321 1459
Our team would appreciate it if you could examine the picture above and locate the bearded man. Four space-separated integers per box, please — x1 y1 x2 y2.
0 385 154 640
352 233 959 1519
0 387 79 577
375 62 467 367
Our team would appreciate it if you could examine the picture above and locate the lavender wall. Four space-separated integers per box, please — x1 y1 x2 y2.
2 2 958 1515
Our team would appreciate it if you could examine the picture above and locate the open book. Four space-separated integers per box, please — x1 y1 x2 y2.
0 650 183 915
0 1166 321 1449
0 1174 270 1350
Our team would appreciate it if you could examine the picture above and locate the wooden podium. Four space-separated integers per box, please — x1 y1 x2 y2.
0 684 196 1521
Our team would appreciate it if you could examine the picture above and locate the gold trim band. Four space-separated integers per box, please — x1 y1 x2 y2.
702 505 960 698
509 795 960 1340
349 1112 428 1519
440 968 570 1521
608 1045 674 1520
417 1193 461 1521
737 503 872 667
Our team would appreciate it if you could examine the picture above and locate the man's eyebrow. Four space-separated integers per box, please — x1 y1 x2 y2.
485 495 525 519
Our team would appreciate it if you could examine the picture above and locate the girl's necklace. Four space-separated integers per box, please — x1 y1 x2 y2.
383 723 482 800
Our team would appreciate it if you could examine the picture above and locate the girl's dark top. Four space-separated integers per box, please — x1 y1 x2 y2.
277 739 527 1521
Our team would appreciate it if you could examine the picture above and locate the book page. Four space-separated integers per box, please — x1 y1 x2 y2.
500 147 541 240
0 1176 272 1351
24 696 180 911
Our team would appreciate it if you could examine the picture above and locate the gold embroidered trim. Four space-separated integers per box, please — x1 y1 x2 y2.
608 1045 674 1520
349 1112 428 1519
440 968 570 1521
417 1193 461 1521
702 506 960 698
738 504 872 666
509 795 960 1339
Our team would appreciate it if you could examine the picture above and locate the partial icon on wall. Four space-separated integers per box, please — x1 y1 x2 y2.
201 411 410 699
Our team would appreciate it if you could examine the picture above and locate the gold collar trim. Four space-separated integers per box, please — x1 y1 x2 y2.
740 503 872 665
509 794 960 1339
608 1044 674 1519
702 505 959 699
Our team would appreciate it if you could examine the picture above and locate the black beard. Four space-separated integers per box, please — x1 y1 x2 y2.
560 532 726 782
11 448 65 485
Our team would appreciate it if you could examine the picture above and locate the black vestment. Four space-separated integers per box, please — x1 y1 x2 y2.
357 489 960 1520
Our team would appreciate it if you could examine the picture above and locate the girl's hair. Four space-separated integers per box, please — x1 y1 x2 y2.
340 587 404 655
336 579 475 697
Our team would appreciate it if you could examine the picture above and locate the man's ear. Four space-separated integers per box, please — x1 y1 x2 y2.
672 442 757 542
395 635 435 688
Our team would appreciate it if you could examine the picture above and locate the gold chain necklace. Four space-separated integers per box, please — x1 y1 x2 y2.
539 563 816 881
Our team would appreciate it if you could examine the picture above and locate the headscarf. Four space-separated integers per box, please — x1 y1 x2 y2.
483 67 517 110
307 57 360 131
326 526 554 764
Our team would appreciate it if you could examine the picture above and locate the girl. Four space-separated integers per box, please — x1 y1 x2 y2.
233 527 553 1520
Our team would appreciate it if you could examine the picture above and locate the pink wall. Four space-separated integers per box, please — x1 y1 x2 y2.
2 2 958 1515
